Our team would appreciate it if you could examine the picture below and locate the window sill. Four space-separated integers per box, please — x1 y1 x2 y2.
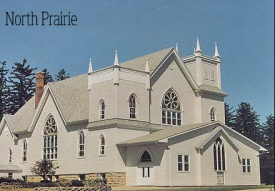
77 156 85 159
177 171 190 173
98 155 105 157
21 161 27 163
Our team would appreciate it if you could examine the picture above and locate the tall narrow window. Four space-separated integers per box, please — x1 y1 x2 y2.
210 70 215 81
210 107 216 122
162 89 181 125
22 140 27 162
204 68 209 79
129 94 137 118
43 114 57 160
78 130 85 157
99 100 105 119
8 148 12 163
213 138 226 171
99 134 106 156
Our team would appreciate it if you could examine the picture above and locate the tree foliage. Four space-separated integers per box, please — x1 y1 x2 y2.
260 115 274 184
30 159 59 182
8 59 37 114
225 103 235 127
234 102 262 143
55 69 69 81
42 68 54 84
0 61 9 120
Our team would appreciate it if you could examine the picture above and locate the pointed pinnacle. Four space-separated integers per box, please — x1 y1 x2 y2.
195 36 201 52
214 42 220 57
145 58 150 72
114 50 119 66
88 59 93 73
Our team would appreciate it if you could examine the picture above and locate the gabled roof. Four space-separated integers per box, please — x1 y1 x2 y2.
117 121 267 152
0 74 89 134
120 48 174 72
117 122 214 146
48 74 88 124
196 126 240 152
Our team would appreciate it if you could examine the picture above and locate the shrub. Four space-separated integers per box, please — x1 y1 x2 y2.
71 179 84 187
56 178 71 187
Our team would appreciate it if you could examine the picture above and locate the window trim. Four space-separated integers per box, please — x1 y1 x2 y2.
242 158 252 173
99 134 106 156
77 130 85 158
22 139 28 162
210 69 215 81
210 107 217 122
129 94 138 119
204 68 209 80
161 89 182 126
43 114 58 160
177 154 190 172
8 147 12 163
99 100 105 120
213 137 226 171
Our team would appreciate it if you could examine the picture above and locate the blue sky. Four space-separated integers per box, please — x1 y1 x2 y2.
0 0 274 122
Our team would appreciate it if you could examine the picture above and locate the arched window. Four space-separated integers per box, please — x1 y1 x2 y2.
78 130 85 157
162 89 181 125
99 134 106 156
43 114 57 160
99 100 105 119
22 140 27 162
140 150 152 162
204 68 209 79
213 137 226 171
8 148 12 163
210 107 216 122
210 70 215 81
129 94 137 119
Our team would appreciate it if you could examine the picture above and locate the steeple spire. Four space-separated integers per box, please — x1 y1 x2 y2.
214 42 220 58
114 50 119 66
88 59 93 73
195 36 201 52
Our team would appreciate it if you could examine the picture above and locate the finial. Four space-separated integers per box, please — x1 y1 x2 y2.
195 36 201 52
145 58 150 72
114 50 119 66
175 43 179 52
88 59 93 73
214 42 220 57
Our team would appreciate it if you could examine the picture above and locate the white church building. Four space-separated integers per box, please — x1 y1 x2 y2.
0 38 266 187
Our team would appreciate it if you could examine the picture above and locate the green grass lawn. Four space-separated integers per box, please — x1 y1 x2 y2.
117 185 274 191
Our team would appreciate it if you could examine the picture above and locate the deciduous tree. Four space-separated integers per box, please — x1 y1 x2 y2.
30 159 59 183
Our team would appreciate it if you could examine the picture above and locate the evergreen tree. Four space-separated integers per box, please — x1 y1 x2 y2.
8 59 37 114
225 103 235 127
42 68 54 84
260 115 274 184
55 69 69 81
234 102 261 144
0 61 9 120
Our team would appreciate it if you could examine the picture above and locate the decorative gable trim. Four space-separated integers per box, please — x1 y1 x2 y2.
0 116 18 140
28 85 67 133
151 48 199 92
195 126 241 152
